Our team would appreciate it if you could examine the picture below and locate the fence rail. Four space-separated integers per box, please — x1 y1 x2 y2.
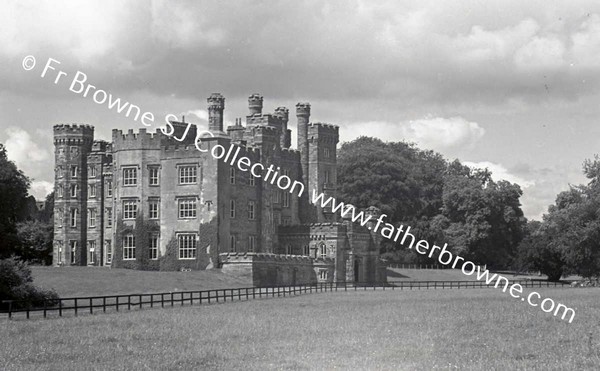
1 279 570 320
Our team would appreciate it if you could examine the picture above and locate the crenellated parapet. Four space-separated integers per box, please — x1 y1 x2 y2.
112 128 162 151
308 122 339 144
53 124 94 145
219 252 318 264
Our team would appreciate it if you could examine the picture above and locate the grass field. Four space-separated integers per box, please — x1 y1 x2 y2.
30 266 252 297
2 287 599 370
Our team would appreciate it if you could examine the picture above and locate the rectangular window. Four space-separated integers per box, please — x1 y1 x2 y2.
57 185 63 198
178 165 197 184
105 240 112 264
283 192 290 208
89 166 97 178
149 167 160 186
56 208 63 228
230 200 236 218
178 233 197 259
88 208 96 228
248 201 255 220
318 269 328 280
303 245 309 256
230 235 236 252
230 167 235 184
70 240 77 264
149 234 159 260
274 212 281 226
248 235 256 252
106 208 112 227
70 208 78 227
149 200 160 219
123 200 137 220
57 166 64 178
324 170 330 185
89 184 96 198
272 190 281 204
178 198 197 219
324 147 330 158
106 181 112 197
56 241 62 263
249 174 256 186
320 244 327 258
123 234 136 260
123 167 137 186
70 184 78 198
70 166 78 178
286 245 292 255
88 240 96 264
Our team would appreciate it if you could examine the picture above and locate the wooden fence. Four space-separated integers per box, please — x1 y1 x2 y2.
1 279 570 320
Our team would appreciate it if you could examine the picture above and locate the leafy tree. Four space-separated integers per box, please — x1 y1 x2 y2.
0 144 31 259
16 220 53 265
0 257 58 310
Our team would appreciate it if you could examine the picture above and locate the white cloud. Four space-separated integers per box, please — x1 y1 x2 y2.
5 127 48 164
463 161 535 188
185 109 209 121
514 35 566 70
30 181 53 200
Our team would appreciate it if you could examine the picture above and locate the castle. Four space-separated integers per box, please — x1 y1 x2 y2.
52 94 386 285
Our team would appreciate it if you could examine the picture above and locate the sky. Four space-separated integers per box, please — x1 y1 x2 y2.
1 0 600 220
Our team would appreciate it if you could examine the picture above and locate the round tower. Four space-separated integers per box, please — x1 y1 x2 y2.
296 103 311 185
53 124 94 266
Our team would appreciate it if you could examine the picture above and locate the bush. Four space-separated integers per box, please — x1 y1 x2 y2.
0 257 59 311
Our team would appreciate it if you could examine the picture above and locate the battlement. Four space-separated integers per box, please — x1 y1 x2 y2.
247 113 284 128
219 252 316 264
296 102 311 116
112 128 163 151
308 122 339 132
91 140 110 152
274 107 289 121
53 124 94 134
208 93 225 110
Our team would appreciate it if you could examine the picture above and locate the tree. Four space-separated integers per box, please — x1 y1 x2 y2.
0 257 58 310
16 220 53 265
0 144 31 258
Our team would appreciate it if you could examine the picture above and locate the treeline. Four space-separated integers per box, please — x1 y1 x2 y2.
0 143 54 264
337 137 527 271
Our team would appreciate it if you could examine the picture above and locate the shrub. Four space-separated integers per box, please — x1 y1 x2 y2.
0 257 59 311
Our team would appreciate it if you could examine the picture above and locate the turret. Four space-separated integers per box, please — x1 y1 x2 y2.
296 103 310 186
207 93 225 134
275 106 290 148
248 94 263 116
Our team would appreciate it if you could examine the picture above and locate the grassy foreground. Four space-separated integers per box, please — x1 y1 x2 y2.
2 288 599 370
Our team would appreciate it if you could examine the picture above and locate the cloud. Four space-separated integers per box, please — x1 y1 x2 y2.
30 181 53 200
463 161 535 188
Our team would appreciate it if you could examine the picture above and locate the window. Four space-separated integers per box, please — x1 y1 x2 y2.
123 200 137 220
70 208 78 227
106 208 112 227
57 185 63 198
274 212 281 226
178 233 197 259
70 184 78 198
248 201 255 220
70 166 78 178
70 240 77 264
178 165 197 184
303 245 309 256
324 147 330 158
272 190 280 203
324 170 330 185
123 167 137 186
320 243 327 258
89 166 97 178
229 167 235 184
149 200 159 219
57 166 64 178
88 208 96 228
318 269 328 280
286 245 292 255
149 234 159 260
56 241 63 263
106 181 112 197
248 235 256 252
249 174 256 186
149 167 160 186
56 208 63 228
88 240 96 264
283 217 291 226
105 240 112 264
123 234 136 260
230 200 236 218
230 235 236 252
178 198 197 219
89 184 96 198
283 192 290 208
70 146 78 155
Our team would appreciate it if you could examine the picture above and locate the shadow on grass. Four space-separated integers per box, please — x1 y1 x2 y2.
386 268 409 278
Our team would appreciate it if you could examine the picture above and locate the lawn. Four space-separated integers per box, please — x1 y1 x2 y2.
30 266 252 297
2 288 599 370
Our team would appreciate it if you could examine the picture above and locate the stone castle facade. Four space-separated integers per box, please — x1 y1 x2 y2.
52 93 386 285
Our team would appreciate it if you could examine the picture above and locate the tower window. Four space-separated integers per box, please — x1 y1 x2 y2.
230 200 236 218
230 167 235 184
248 201 255 220
178 233 197 259
105 240 112 264
106 181 112 197
70 240 77 264
70 184 78 198
106 208 112 227
88 208 96 228
324 147 331 158
70 208 78 227
70 166 78 178
319 243 327 258
57 166 64 178
230 235 236 252
57 185 63 198
248 235 256 252
178 198 197 219
123 167 137 186
283 192 290 208
178 165 197 184
249 174 256 186
286 245 292 255
56 208 63 228
324 170 330 185
89 184 96 198
303 245 309 256
123 234 136 260
89 166 97 178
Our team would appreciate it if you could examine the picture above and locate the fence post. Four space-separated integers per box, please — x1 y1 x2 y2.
43 300 47 318
116 296 119 312
103 297 106 313
90 298 93 315
74 298 78 316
